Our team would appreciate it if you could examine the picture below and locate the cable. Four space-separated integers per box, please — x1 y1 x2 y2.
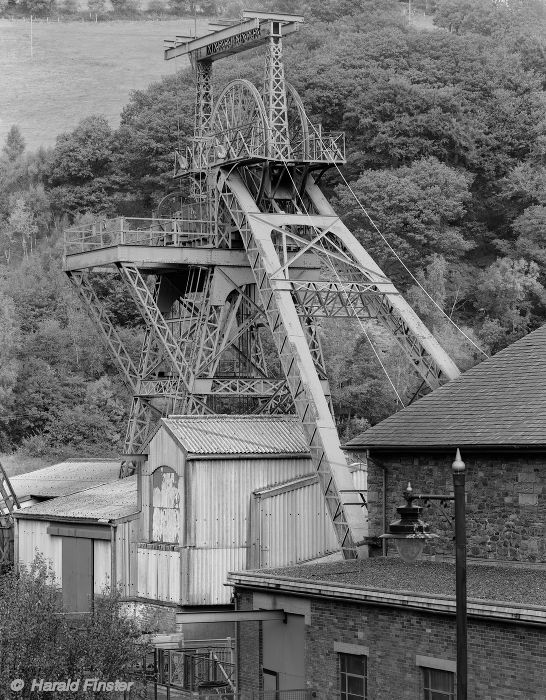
334 164 488 359
276 159 405 407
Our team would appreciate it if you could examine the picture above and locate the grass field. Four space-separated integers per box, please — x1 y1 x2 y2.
0 452 52 477
0 17 207 150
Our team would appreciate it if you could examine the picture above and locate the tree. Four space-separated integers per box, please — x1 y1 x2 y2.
6 197 38 257
513 205 546 268
115 72 195 209
18 0 56 16
0 555 148 699
110 0 140 14
434 0 500 34
473 257 544 333
88 0 105 13
2 126 25 163
335 157 473 274
0 289 19 449
58 0 78 13
45 116 121 216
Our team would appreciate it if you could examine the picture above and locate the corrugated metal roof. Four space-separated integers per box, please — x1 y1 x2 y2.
346 324 546 450
16 475 138 522
163 415 310 455
10 459 120 499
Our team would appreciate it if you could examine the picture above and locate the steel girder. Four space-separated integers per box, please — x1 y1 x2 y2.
304 176 460 388
217 170 367 559
66 269 139 390
67 270 164 456
116 263 213 415
215 166 461 558
264 28 291 160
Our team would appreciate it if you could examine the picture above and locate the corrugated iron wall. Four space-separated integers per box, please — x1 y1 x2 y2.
116 518 139 598
185 547 247 605
136 545 247 606
186 457 313 548
17 519 62 583
93 539 111 594
254 477 339 569
137 544 181 603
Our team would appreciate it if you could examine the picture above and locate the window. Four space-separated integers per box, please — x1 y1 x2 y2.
339 653 367 700
422 667 455 700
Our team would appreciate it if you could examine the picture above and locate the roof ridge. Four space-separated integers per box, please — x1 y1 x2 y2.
165 414 299 422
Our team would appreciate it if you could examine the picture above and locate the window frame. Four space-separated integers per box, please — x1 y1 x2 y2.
338 651 367 700
421 665 455 700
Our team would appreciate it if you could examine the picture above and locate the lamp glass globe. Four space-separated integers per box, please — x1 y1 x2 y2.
395 537 425 563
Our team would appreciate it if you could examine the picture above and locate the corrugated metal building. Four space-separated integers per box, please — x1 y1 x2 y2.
14 416 366 633
139 415 346 607
15 476 139 610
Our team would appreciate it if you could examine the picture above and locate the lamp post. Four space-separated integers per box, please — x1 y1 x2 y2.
381 449 467 700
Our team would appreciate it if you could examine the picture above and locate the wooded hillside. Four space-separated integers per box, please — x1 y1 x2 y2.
1 0 545 460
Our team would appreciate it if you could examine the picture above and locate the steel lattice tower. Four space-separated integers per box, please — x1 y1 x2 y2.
64 11 459 559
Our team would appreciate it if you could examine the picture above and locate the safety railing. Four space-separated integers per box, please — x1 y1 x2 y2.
307 131 345 163
64 213 214 255
175 126 346 176
194 690 324 700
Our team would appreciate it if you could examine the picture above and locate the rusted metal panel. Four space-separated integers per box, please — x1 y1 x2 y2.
17 519 62 583
146 428 186 545
256 477 339 569
185 547 247 606
93 539 111 594
151 467 181 544
187 457 313 549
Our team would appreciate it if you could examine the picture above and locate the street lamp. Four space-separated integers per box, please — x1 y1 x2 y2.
381 449 467 700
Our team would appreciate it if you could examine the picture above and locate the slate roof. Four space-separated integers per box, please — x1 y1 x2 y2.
231 558 546 610
162 415 310 455
15 475 138 522
10 459 121 500
346 325 546 451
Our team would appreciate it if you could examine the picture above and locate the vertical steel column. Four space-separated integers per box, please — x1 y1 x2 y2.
263 21 291 160
195 59 213 136
192 58 213 199
452 449 467 700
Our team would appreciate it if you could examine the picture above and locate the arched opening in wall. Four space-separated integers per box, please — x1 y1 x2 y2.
151 465 181 544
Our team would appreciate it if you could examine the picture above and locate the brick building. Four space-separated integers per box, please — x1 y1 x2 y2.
229 326 546 699
229 559 546 699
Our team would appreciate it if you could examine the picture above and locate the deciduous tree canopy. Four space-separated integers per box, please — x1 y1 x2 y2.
1 0 546 455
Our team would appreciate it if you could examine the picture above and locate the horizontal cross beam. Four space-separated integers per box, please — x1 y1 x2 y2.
164 17 300 62
176 609 285 624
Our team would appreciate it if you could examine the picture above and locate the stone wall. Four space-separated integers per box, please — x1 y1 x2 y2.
121 600 177 634
364 451 546 563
